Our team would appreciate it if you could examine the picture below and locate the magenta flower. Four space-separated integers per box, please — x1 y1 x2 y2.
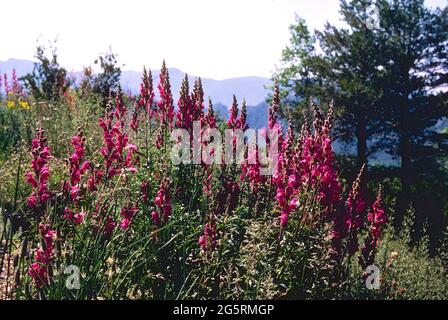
28 262 48 289
119 205 138 230
28 223 56 288
63 208 86 225
98 88 138 180
176 75 194 131
152 178 172 224
199 221 217 252
25 129 52 210
227 95 239 129
139 67 155 116
359 187 387 271
104 216 116 240
236 99 249 130
156 60 175 129
151 210 159 225
331 165 366 260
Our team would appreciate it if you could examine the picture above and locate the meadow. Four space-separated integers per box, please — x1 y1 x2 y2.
0 60 447 300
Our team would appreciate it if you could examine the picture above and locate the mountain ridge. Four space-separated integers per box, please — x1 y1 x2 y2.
0 58 271 107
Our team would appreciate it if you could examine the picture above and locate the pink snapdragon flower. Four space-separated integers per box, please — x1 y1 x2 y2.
65 129 90 203
63 208 86 225
227 95 239 129
25 129 52 209
359 187 387 271
176 75 194 131
139 67 155 116
235 99 249 131
192 77 205 121
272 119 298 229
28 261 48 289
156 60 175 129
119 205 139 230
28 223 56 288
199 221 217 252
331 165 366 259
152 178 172 224
98 88 139 179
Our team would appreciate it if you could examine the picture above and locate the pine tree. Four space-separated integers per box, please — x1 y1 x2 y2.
275 0 448 229
376 0 448 225
315 0 387 176
274 16 325 124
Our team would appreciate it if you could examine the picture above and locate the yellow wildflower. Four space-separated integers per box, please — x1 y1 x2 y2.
7 100 15 109
19 100 30 109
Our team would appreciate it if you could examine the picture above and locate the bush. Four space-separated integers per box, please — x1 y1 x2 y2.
349 209 448 299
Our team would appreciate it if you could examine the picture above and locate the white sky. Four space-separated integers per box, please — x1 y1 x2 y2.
1 0 445 79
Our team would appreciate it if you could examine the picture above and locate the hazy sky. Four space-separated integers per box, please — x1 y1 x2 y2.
1 0 445 79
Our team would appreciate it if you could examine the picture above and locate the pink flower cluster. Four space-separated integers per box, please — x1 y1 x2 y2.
240 142 264 191
269 92 300 229
139 67 155 115
151 178 172 225
270 100 344 230
227 95 239 129
359 187 387 270
120 205 139 230
199 221 217 252
175 75 205 143
203 98 217 129
176 75 195 131
273 158 300 228
98 88 138 179
28 224 56 288
25 129 51 209
131 67 155 131
156 61 175 129
2 69 23 97
65 130 90 202
298 108 341 214
226 96 248 130
331 166 366 259
63 208 86 225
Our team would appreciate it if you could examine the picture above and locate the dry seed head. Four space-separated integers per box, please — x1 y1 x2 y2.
352 163 366 196
312 100 324 133
323 101 334 134
208 97 214 115
271 81 280 113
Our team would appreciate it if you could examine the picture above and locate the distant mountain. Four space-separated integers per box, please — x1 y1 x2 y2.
1 58 271 128
0 58 34 77
211 101 269 129
1 58 270 105
120 69 270 107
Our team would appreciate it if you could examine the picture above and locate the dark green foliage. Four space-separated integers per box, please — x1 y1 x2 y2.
20 43 71 102
92 48 122 100
275 0 448 237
